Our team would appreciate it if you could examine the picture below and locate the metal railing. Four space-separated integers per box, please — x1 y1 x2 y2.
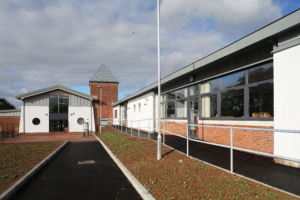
109 118 300 174
0 130 19 141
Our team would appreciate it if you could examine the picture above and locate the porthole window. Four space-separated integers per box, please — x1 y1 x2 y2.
139 103 141 112
134 104 136 113
77 118 84 125
32 118 40 125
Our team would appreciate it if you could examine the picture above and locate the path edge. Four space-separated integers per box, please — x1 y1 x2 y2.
0 141 68 200
93 133 155 200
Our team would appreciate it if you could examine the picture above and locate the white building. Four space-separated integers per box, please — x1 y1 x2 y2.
113 10 300 167
16 85 97 133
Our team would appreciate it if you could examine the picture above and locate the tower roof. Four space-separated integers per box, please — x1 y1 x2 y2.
89 64 119 84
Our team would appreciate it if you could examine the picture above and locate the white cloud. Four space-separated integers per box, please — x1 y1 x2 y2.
0 0 285 108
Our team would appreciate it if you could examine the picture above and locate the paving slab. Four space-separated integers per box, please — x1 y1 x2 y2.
9 141 141 200
0 132 96 143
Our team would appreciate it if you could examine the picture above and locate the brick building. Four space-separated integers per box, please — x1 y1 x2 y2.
90 64 119 131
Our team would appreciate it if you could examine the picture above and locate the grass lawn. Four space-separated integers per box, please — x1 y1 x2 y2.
97 126 299 200
0 141 64 195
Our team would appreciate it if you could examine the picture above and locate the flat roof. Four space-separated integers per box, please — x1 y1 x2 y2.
0 109 21 113
114 9 300 106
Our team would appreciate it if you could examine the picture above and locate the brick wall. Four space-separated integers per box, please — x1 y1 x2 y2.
0 116 20 133
90 82 118 131
161 121 274 154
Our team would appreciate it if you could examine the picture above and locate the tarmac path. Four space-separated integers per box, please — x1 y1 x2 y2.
10 141 141 200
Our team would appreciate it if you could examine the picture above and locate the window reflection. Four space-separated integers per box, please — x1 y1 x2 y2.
160 103 165 118
176 88 188 99
221 89 244 118
59 91 68 113
49 90 69 113
220 71 245 89
200 94 217 118
249 84 273 117
200 79 218 94
167 101 175 118
189 85 199 96
166 92 175 100
248 62 273 84
176 99 187 118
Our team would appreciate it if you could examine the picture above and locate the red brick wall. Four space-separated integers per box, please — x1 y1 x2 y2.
0 116 20 133
161 121 274 154
90 82 118 131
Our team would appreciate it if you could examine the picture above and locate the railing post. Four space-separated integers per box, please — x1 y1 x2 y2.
131 121 133 135
148 118 150 139
187 124 189 157
138 121 140 137
230 128 233 174
163 120 165 145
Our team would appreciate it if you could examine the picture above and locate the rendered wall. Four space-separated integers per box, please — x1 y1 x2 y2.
69 106 94 132
124 93 154 131
274 44 300 160
23 106 49 133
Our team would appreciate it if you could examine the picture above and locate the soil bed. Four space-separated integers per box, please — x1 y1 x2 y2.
0 141 64 194
97 126 299 200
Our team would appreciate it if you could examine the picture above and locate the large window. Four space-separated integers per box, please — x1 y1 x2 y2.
160 61 274 120
49 90 69 113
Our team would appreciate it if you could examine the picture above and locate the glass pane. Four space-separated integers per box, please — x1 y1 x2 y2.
221 89 244 118
166 92 175 100
160 103 165 118
200 94 217 118
175 88 188 99
59 91 68 113
176 99 187 118
200 79 218 94
249 83 273 117
189 85 199 96
220 71 245 89
49 90 59 97
190 97 199 121
248 62 273 84
49 97 58 113
167 101 175 118
59 90 69 97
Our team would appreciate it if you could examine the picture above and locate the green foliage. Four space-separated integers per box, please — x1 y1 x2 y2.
0 98 16 110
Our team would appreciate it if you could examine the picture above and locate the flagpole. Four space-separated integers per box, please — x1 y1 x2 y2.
157 0 162 160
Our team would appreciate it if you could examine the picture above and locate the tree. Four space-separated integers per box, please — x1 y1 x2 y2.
0 98 16 110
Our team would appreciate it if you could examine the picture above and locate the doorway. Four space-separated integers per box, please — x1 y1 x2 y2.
49 120 68 132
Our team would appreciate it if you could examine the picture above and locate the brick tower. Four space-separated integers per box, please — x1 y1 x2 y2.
90 64 119 131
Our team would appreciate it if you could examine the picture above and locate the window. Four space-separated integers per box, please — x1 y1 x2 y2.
49 90 69 113
134 104 136 113
167 101 175 118
32 118 40 125
249 83 273 117
160 61 274 120
221 89 244 118
77 118 84 125
139 103 141 112
114 110 117 118
122 105 126 119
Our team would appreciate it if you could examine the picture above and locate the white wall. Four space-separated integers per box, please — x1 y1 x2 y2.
274 44 300 160
19 105 24 133
23 106 49 133
69 106 94 132
113 106 120 125
125 93 154 131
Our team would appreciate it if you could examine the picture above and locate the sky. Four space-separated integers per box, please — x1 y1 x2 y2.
0 0 299 109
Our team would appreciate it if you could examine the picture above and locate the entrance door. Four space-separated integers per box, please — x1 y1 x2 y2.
188 96 199 139
49 120 68 132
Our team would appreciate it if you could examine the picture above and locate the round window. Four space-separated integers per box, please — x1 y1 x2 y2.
139 103 141 112
32 118 40 125
134 104 136 113
77 118 84 125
